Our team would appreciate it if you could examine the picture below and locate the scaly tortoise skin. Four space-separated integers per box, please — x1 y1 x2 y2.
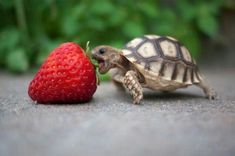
92 35 217 104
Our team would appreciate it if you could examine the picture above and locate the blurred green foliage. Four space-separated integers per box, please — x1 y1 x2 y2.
0 0 233 74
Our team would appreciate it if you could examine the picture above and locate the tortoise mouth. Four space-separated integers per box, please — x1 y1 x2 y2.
92 54 109 74
98 60 107 73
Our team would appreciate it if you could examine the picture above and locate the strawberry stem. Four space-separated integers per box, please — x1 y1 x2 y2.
85 41 98 68
86 41 90 54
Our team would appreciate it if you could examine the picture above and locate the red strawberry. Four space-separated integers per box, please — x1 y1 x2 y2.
28 42 97 104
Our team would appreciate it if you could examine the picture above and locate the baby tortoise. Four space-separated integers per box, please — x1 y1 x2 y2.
92 35 217 104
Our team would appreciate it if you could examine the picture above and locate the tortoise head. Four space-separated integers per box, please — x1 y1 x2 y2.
92 46 121 74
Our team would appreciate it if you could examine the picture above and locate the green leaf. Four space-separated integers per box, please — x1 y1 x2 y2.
197 15 218 37
108 9 127 26
98 73 110 81
154 23 173 35
123 21 145 38
90 0 114 15
0 28 21 51
86 18 105 31
178 1 196 21
61 14 78 37
109 40 125 49
138 2 158 18
179 29 201 58
223 0 235 10
0 28 21 65
6 48 29 73
161 9 176 22
73 4 87 17
0 0 14 8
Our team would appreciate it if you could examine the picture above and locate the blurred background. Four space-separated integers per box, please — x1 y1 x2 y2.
0 0 234 74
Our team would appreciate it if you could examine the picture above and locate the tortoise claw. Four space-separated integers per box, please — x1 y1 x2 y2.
207 88 217 100
133 94 143 104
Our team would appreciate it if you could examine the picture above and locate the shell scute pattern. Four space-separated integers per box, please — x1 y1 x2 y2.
126 38 143 48
181 46 192 63
159 40 178 58
149 60 162 75
162 61 176 80
122 35 198 84
137 42 158 58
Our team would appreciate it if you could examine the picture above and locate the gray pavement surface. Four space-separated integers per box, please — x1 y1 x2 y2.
0 69 235 156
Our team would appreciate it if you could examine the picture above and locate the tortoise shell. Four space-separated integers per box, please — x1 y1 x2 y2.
122 35 201 85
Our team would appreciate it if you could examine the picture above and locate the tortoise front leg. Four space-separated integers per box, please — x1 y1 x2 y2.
123 70 143 104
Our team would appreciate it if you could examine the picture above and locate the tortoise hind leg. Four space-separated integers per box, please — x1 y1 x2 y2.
196 79 217 100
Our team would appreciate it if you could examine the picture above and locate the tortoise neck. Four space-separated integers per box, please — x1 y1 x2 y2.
115 53 131 72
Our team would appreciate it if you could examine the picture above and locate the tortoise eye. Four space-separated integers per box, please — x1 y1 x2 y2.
99 48 105 54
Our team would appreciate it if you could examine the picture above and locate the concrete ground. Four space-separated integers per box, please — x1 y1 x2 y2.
0 69 235 156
